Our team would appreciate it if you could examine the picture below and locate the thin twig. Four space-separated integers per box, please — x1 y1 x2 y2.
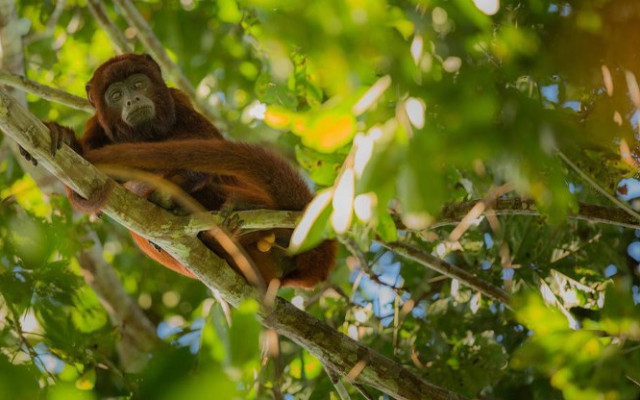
0 69 92 112
352 382 377 400
557 150 640 222
429 199 640 231
338 236 369 271
23 0 66 45
379 241 511 306
5 301 57 382
87 0 132 54
324 364 351 400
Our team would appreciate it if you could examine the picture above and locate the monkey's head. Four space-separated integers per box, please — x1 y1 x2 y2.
86 54 176 142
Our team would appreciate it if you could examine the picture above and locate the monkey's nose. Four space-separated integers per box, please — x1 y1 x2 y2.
126 97 141 106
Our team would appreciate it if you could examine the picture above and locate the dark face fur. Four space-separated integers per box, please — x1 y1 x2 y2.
105 73 156 128
86 54 176 143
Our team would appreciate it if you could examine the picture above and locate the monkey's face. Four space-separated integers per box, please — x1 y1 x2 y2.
104 73 156 128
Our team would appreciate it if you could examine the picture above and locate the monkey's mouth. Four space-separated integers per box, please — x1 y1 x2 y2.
126 106 154 126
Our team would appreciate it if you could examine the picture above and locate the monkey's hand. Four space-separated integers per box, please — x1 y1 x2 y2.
19 122 78 166
219 203 244 238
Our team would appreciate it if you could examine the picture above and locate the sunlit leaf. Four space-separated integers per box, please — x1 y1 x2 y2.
290 189 333 253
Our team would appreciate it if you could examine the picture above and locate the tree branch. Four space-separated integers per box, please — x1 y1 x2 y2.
556 149 640 222
378 241 511 306
0 69 92 112
0 0 25 105
22 0 66 46
0 87 466 400
432 198 640 230
87 0 132 55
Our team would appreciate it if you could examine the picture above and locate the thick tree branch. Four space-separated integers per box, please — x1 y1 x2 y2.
0 87 466 400
0 0 51 193
185 200 640 241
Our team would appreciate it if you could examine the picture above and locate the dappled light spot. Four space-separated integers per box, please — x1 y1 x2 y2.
162 291 180 308
604 264 618 278
331 168 355 234
354 193 377 222
410 34 423 65
627 242 640 262
601 65 613 96
291 296 304 310
619 139 638 167
484 233 494 249
138 293 152 309
625 70 640 110
541 84 559 103
473 0 500 16
539 280 555 305
245 100 266 121
369 126 383 140
562 100 581 111
443 56 462 73
617 178 640 201
613 111 623 126
432 7 448 25
157 315 186 339
348 325 358 340
402 211 433 230
470 292 482 313
405 97 425 129
431 7 452 34
354 309 367 323
264 329 280 357
353 133 374 177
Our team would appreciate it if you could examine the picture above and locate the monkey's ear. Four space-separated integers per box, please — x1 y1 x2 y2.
143 54 162 73
85 83 95 107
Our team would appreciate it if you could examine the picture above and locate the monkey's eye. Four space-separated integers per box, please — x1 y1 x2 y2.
133 80 145 89
109 90 123 102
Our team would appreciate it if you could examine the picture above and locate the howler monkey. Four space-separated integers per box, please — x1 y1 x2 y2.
31 54 336 289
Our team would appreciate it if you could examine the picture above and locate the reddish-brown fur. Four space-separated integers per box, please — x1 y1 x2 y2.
51 54 336 288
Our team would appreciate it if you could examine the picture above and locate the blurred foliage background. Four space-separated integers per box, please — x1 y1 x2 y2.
2 0 640 399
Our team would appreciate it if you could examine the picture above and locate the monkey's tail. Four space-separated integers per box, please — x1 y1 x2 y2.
84 140 312 210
